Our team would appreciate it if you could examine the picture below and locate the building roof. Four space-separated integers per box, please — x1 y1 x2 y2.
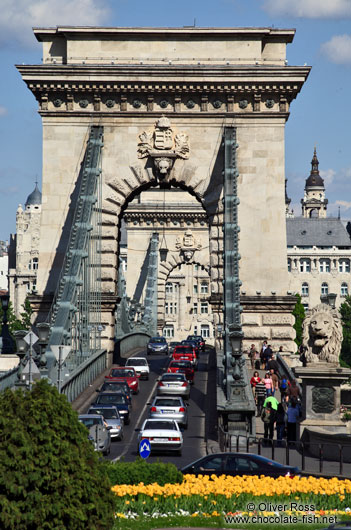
25 184 42 206
286 217 351 247
305 148 324 188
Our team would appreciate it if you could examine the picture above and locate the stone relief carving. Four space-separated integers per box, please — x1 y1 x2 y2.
175 229 202 262
302 303 343 365
137 117 189 178
312 387 335 414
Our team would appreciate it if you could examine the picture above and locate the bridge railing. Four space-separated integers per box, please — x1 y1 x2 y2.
115 332 151 361
0 366 20 392
61 348 107 403
217 427 351 477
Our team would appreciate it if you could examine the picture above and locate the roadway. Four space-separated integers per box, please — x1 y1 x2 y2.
82 347 212 468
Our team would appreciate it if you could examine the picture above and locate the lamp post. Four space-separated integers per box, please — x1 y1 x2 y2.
1 294 15 354
14 330 40 390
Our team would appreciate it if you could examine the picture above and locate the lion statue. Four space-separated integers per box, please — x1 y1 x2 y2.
302 303 343 365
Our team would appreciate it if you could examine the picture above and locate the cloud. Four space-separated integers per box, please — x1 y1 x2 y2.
0 106 7 116
0 0 111 48
335 200 351 210
321 34 351 64
262 0 351 18
320 169 336 187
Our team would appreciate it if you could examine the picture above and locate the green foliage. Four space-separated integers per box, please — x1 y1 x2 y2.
292 294 305 348
0 379 115 529
340 295 351 368
0 298 32 335
105 458 183 486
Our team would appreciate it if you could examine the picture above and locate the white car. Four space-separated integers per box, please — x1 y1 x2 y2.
137 418 183 455
125 357 150 380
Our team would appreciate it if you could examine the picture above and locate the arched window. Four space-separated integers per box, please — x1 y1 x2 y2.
28 257 38 270
341 283 349 297
165 282 173 294
321 282 329 296
301 283 309 297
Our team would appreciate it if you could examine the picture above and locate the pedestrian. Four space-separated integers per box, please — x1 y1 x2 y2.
267 354 279 374
299 345 307 367
264 344 273 369
248 344 257 369
263 372 273 396
279 375 290 401
255 379 266 417
286 398 300 442
250 371 261 388
261 401 276 441
263 394 279 411
276 403 287 447
269 369 279 396
287 380 299 403
259 340 267 369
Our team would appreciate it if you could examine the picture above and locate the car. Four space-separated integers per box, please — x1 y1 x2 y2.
105 366 139 394
125 357 150 380
181 453 300 478
167 360 195 384
187 335 206 351
169 341 182 353
147 336 169 355
156 373 191 400
172 345 197 368
78 414 111 455
137 418 183 455
98 380 132 406
93 392 131 424
181 339 200 356
148 396 188 428
88 404 124 441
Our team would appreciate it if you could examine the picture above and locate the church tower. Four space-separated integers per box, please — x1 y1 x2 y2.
301 148 328 218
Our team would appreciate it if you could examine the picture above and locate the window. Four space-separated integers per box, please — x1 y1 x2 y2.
163 325 174 338
193 284 198 294
319 259 330 273
194 264 199 271
341 283 349 297
201 324 210 338
29 257 39 270
200 302 208 314
121 257 127 271
321 282 329 296
303 303 309 312
287 259 291 272
193 303 198 315
165 282 173 294
200 282 208 294
339 260 350 273
301 283 309 297
165 302 177 315
299 259 311 273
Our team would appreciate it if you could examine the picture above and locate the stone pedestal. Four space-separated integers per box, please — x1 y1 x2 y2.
294 364 351 435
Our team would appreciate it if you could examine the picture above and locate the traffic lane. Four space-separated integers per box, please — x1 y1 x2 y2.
106 350 170 461
119 350 209 467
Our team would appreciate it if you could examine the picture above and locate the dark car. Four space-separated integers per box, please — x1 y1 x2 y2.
181 339 199 356
147 336 169 355
187 335 206 351
93 392 131 424
181 453 300 478
98 380 132 406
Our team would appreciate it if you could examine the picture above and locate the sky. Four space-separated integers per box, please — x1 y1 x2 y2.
0 0 350 242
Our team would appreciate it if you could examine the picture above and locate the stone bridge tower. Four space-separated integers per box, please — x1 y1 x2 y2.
17 27 310 355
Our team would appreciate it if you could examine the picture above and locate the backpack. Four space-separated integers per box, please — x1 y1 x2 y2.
261 408 272 423
280 378 288 390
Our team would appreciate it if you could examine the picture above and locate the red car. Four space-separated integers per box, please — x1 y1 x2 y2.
167 360 195 384
172 346 197 369
105 366 139 394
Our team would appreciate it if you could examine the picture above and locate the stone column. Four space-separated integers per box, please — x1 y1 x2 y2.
178 281 186 332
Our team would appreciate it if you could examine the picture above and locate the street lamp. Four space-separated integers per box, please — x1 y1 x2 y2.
1 294 15 354
36 322 51 366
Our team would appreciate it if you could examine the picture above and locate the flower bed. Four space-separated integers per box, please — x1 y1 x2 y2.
112 474 351 524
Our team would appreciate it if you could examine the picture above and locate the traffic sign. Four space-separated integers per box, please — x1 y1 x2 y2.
50 345 71 363
139 439 151 459
24 331 38 346
22 360 40 375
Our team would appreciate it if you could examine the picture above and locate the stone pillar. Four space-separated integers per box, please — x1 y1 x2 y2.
178 281 186 331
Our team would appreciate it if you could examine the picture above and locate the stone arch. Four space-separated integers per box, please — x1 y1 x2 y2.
101 162 224 344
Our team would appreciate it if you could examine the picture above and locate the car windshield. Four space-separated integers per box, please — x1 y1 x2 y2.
89 408 119 419
162 374 186 382
155 398 181 406
101 382 129 392
127 359 146 366
174 347 193 354
79 417 102 427
170 361 191 368
97 394 127 405
143 421 177 430
150 337 165 343
110 369 135 377
250 455 286 469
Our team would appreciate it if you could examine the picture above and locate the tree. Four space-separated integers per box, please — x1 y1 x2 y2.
340 295 351 368
0 380 115 529
0 298 33 347
292 293 305 349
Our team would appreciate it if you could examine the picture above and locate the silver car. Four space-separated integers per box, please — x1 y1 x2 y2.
88 405 124 441
148 396 188 428
156 373 190 399
78 414 111 455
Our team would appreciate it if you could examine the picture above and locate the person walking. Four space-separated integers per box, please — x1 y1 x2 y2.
250 371 261 389
263 344 273 369
276 403 287 447
267 354 279 374
263 372 273 396
255 379 266 417
287 380 299 403
279 376 290 401
259 340 267 369
286 399 300 443
261 401 276 441
248 344 257 369
269 369 279 397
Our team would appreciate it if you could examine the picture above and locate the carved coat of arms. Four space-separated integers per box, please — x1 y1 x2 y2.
175 229 202 262
137 117 189 178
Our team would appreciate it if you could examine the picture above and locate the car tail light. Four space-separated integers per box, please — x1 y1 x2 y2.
150 406 157 412
169 437 180 441
179 407 185 412
158 381 164 386
141 437 149 441
181 382 187 387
